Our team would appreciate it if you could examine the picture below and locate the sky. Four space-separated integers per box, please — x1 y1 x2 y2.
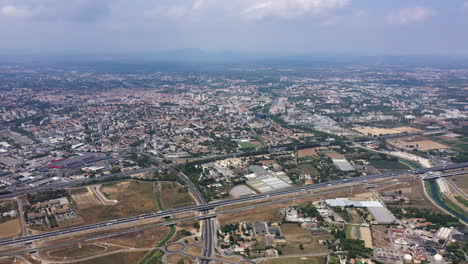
1 0 468 56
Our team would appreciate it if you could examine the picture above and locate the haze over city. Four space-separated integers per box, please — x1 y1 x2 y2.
1 0 468 55
0 1 467 264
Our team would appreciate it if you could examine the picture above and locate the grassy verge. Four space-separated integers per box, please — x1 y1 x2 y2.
454 196 468 207
138 249 164 264
158 225 176 247
441 195 467 216
398 159 422 170
155 191 164 211
139 226 176 264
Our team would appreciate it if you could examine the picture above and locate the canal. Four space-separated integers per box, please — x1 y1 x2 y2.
427 180 468 223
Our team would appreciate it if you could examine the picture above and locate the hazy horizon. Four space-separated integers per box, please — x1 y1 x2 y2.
1 0 468 56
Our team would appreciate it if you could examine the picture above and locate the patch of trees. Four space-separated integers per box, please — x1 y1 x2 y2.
27 189 69 204
388 206 460 227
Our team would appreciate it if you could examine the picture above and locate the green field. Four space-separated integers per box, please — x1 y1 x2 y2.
240 142 257 149
298 163 320 176
426 134 468 152
455 196 468 207
159 182 196 209
370 159 411 173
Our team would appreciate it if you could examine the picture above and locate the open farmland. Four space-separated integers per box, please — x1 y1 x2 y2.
354 126 421 136
370 159 411 173
298 147 322 158
280 223 330 255
0 218 21 239
76 181 157 224
387 135 450 151
426 133 468 152
298 163 320 176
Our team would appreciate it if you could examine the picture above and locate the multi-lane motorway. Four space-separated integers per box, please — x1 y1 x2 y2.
0 162 467 250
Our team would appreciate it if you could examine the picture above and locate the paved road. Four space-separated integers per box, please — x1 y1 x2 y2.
146 155 214 264
14 197 28 237
0 162 467 249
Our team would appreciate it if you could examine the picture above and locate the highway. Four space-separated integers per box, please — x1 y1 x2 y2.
0 162 466 248
145 155 214 264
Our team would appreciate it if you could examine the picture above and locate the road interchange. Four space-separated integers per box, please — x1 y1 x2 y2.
0 161 466 249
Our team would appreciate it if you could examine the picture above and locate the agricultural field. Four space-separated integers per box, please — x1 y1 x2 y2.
370 159 410 173
159 182 196 209
426 133 468 152
239 142 258 149
298 163 320 176
279 223 330 255
258 256 327 264
298 147 322 158
76 181 157 224
0 218 21 239
387 135 450 151
354 126 421 136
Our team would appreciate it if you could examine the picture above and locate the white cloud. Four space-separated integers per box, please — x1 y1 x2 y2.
464 2 468 8
387 6 437 25
0 0 113 22
1 5 30 17
242 0 351 20
150 0 350 21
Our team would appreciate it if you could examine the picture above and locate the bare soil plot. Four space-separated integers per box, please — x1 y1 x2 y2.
0 218 21 239
213 254 243 263
0 257 28 264
258 257 326 264
184 245 203 256
45 243 109 260
96 225 170 248
354 126 421 136
322 150 341 159
347 209 364 224
371 225 392 248
388 136 449 151
298 147 320 158
280 223 330 255
218 205 282 225
360 226 373 249
75 251 149 264
450 174 468 194
77 181 156 224
71 187 101 209
166 254 195 264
